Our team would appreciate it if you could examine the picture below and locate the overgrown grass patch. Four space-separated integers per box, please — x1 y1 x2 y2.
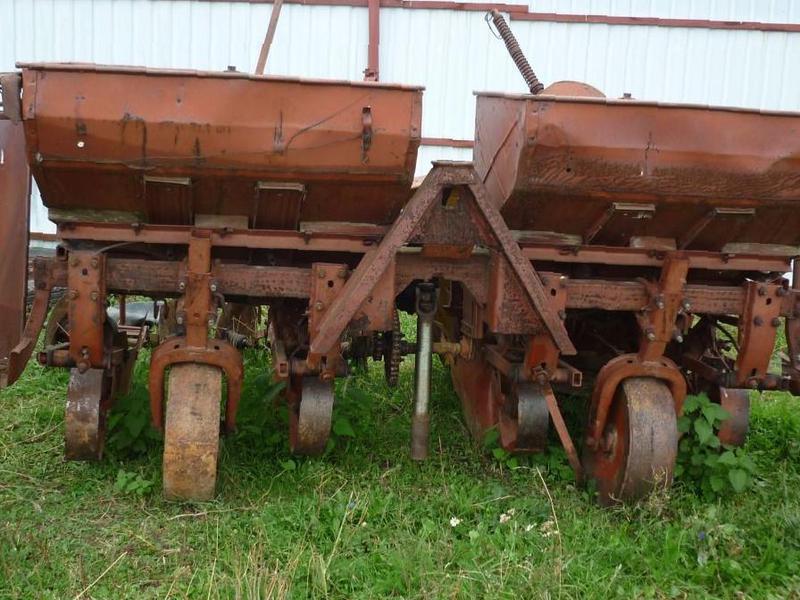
2 348 800 598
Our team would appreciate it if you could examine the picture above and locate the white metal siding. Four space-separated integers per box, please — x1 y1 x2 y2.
2 0 799 233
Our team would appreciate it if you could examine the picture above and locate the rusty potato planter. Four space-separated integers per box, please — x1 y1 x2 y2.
2 62 799 504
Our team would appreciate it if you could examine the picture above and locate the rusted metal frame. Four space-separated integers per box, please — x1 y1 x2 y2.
67 252 108 371
56 221 792 273
182 232 214 348
364 0 380 81
519 244 791 272
2 288 51 387
306 166 476 364
149 338 243 433
636 254 689 362
308 263 348 378
56 222 377 254
44 254 799 320
148 230 244 432
308 164 574 365
586 354 687 450
540 383 583 483
464 171 574 354
734 281 783 387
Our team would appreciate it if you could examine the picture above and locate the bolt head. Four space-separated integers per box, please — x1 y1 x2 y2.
178 281 186 291
646 331 657 341
210 283 218 292
758 286 767 296
754 316 764 326
315 301 325 311
176 316 184 325
69 289 79 299
318 269 327 279
682 301 692 312
337 267 349 279
90 291 98 301
772 317 782 327
90 257 99 269
70 258 79 267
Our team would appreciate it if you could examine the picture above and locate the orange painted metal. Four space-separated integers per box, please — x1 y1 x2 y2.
475 93 800 252
19 63 422 228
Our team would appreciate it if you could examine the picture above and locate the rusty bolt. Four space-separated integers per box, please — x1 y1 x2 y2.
673 330 684 343
749 379 759 389
646 330 656 341
81 347 90 359
654 295 665 310
70 257 79 268
682 300 692 312
338 267 349 279
535 371 549 385
90 257 99 269
754 316 764 326
69 289 79 300
318 269 327 279
210 283 218 292
757 286 767 297
771 317 782 327
558 309 567 320
90 291 99 301
315 301 325 311
176 315 184 325
178 281 186 291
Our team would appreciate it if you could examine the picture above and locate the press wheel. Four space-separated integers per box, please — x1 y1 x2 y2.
288 375 334 456
163 363 222 501
65 368 111 460
499 381 549 453
711 386 750 447
584 377 678 505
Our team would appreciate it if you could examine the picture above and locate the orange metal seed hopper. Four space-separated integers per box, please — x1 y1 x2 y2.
475 91 800 251
20 63 423 228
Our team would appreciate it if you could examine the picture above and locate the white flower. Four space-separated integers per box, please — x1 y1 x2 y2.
449 517 461 527
540 520 557 537
499 513 511 524
507 508 516 516
525 524 535 532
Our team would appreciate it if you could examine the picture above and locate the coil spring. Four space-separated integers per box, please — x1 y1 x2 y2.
489 10 544 95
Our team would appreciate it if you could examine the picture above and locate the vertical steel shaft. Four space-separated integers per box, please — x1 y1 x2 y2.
411 283 436 460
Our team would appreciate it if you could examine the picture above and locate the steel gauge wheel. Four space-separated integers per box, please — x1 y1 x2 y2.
288 375 335 456
163 364 222 501
584 377 678 505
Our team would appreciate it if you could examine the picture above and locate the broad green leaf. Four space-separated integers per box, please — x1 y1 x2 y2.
333 417 356 438
717 450 738 466
702 403 730 425
694 418 714 444
728 469 749 492
710 475 725 492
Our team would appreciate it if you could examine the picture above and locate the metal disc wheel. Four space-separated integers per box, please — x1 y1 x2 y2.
711 387 750 447
584 377 678 505
65 368 111 460
288 376 334 456
163 364 222 501
499 381 550 453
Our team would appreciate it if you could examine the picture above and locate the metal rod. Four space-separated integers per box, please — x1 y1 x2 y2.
364 0 380 81
255 0 284 75
411 283 436 460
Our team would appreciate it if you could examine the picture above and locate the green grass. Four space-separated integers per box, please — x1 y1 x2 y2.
2 342 800 598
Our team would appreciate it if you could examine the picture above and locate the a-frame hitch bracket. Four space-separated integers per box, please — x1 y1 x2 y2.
307 162 576 366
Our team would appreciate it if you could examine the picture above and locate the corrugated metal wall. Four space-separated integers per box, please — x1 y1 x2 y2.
2 0 799 233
